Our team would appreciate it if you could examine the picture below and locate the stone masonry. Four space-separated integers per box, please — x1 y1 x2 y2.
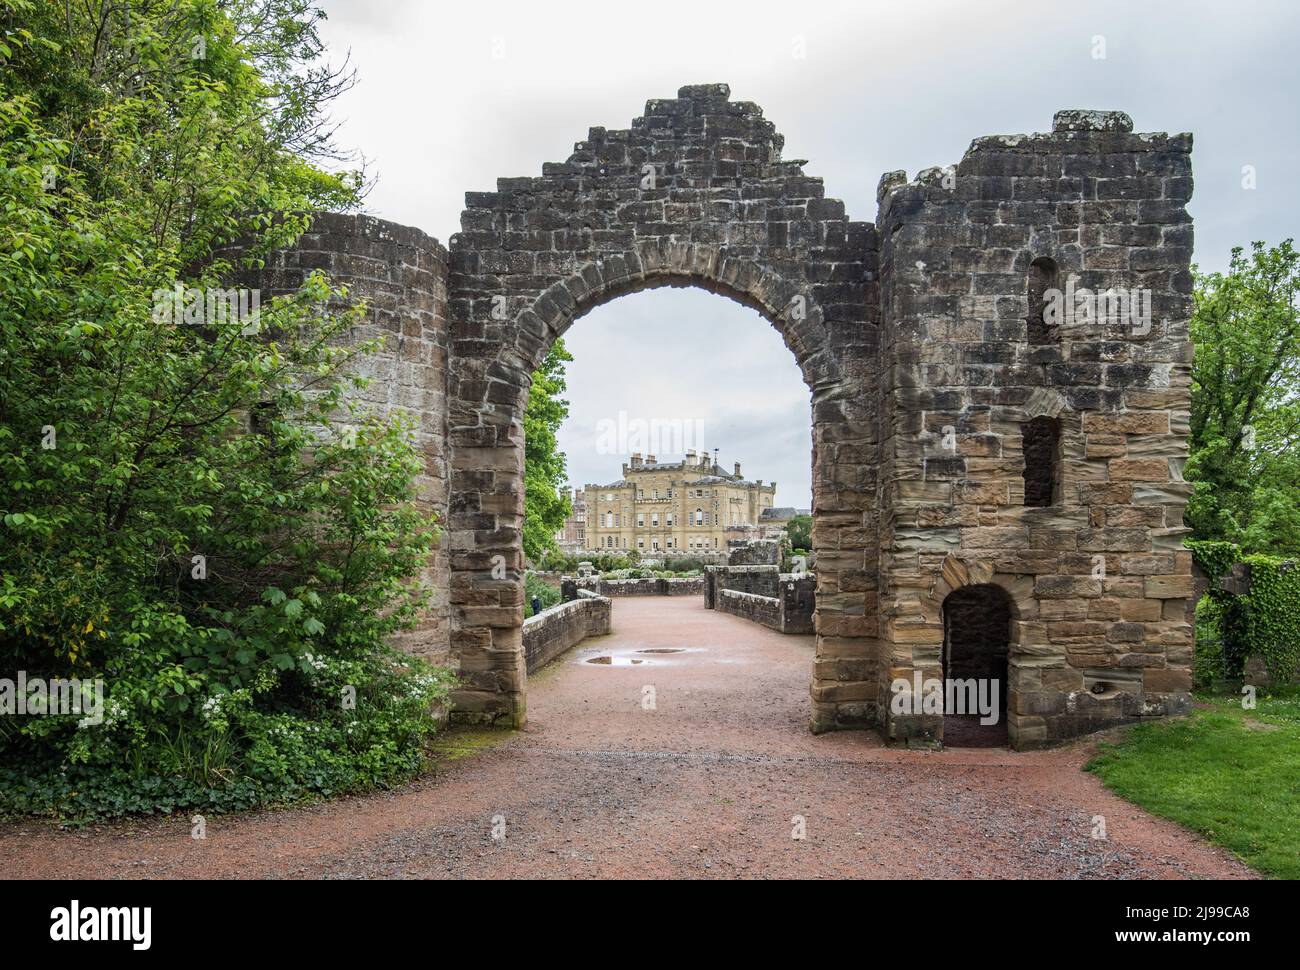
248 86 1195 749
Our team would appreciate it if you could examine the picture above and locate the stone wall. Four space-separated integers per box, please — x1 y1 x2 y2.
717 589 783 630
779 574 816 635
564 576 705 597
874 109 1195 748
704 564 781 603
523 592 612 673
728 540 782 566
715 576 815 635
709 567 815 634
222 213 451 665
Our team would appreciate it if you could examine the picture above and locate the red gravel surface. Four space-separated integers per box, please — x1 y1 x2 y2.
2 598 1256 879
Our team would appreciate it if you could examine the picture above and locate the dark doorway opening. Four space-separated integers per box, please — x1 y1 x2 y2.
942 584 1012 747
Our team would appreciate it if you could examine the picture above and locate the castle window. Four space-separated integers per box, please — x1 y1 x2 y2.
695 508 703 526
1027 256 1060 344
1021 416 1061 507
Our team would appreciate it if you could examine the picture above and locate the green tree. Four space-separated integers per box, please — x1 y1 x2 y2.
1186 240 1300 555
785 513 812 552
0 0 449 822
523 340 573 562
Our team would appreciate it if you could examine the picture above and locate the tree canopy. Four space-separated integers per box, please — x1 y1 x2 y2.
1186 240 1300 556
523 340 573 562
0 0 448 822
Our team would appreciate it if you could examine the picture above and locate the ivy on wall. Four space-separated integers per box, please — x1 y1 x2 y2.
1188 540 1300 683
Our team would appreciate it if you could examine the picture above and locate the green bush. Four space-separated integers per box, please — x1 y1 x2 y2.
524 574 561 617
0 0 453 824
1188 540 1300 684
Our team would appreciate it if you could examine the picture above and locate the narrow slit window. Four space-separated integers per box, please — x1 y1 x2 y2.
1021 416 1060 507
1026 256 1060 345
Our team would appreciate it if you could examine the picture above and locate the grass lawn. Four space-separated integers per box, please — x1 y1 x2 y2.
1086 692 1300 879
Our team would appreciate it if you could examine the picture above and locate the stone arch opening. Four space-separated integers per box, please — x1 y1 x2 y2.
445 84 878 730
450 262 856 727
941 583 1013 747
558 283 811 560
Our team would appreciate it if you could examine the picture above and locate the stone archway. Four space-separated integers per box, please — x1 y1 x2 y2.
921 556 1042 748
243 94 1198 750
445 84 880 729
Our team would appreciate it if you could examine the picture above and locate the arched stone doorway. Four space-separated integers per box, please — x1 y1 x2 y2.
941 584 1012 746
445 84 879 730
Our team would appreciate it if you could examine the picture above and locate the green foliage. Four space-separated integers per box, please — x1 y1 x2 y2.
1187 241 1300 555
534 550 641 574
1087 691 1300 879
784 514 812 552
600 568 700 580
1187 540 1300 684
1186 540 1239 581
1239 554 1300 682
523 340 573 563
0 0 450 823
523 573 561 617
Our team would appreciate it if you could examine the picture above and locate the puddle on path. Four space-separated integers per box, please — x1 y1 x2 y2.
585 656 645 666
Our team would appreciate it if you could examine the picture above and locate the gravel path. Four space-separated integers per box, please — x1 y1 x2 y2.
2 598 1256 879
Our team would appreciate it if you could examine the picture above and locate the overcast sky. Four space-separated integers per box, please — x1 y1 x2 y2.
317 0 1299 508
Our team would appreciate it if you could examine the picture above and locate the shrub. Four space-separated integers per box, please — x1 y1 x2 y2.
1187 540 1300 685
0 0 453 824
524 574 561 617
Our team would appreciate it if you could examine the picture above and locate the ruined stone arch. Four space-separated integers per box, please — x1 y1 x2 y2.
445 83 879 730
506 240 845 393
244 91 1198 750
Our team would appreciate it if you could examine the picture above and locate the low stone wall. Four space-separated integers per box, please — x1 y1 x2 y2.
718 589 783 630
562 576 705 598
663 577 705 596
710 570 815 634
706 565 781 603
778 575 815 635
727 540 781 566
523 593 611 673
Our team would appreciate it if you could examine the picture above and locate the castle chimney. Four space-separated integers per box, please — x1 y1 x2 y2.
631 452 643 468
646 454 656 464
734 461 742 477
